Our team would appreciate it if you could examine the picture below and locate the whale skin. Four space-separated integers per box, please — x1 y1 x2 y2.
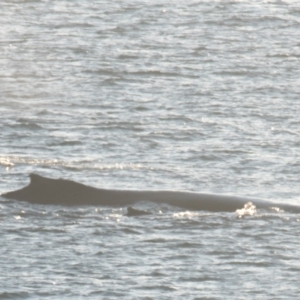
2 174 300 213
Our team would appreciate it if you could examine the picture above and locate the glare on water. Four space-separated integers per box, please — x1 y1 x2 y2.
1 0 300 298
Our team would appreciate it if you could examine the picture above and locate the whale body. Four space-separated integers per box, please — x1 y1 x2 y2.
2 174 300 213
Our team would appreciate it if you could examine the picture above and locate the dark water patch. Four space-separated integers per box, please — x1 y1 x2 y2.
230 260 273 267
14 118 43 130
214 70 266 77
0 292 30 299
37 109 49 115
287 267 300 272
120 228 142 235
143 238 168 243
206 249 240 257
128 70 180 77
94 250 105 256
273 253 296 261
56 140 83 146
148 270 167 277
176 241 202 248
179 275 219 282
101 77 122 86
21 227 67 234
118 54 140 60
136 284 177 292
54 22 94 29
134 105 150 112
90 291 127 297
82 68 119 77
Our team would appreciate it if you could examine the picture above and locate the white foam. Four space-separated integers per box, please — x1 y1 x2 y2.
236 202 257 218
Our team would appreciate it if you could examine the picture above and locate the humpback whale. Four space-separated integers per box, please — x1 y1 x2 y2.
2 174 300 213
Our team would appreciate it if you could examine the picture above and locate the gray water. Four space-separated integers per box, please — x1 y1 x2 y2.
1 0 300 298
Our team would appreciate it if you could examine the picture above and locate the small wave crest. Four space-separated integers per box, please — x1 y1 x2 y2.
0 156 174 175
236 202 257 218
15 118 43 130
173 211 200 219
0 157 15 167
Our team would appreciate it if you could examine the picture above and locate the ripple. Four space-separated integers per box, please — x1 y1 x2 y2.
1 0 300 298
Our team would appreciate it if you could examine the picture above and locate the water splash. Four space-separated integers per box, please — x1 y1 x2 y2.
236 202 257 218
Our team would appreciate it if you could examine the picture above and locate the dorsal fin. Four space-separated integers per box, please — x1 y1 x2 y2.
29 173 47 185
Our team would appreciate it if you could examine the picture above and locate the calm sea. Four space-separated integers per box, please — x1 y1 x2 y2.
1 0 300 298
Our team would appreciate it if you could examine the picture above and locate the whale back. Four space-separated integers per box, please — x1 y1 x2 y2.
2 174 139 206
2 174 300 213
3 174 99 205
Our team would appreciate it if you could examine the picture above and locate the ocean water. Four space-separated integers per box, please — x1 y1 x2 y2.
1 0 300 298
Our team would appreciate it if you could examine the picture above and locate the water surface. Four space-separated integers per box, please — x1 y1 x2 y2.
1 0 300 298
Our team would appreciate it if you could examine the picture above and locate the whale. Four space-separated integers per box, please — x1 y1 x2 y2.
2 173 300 213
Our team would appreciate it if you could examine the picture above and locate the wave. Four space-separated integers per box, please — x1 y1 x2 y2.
2 174 300 214
0 156 158 172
